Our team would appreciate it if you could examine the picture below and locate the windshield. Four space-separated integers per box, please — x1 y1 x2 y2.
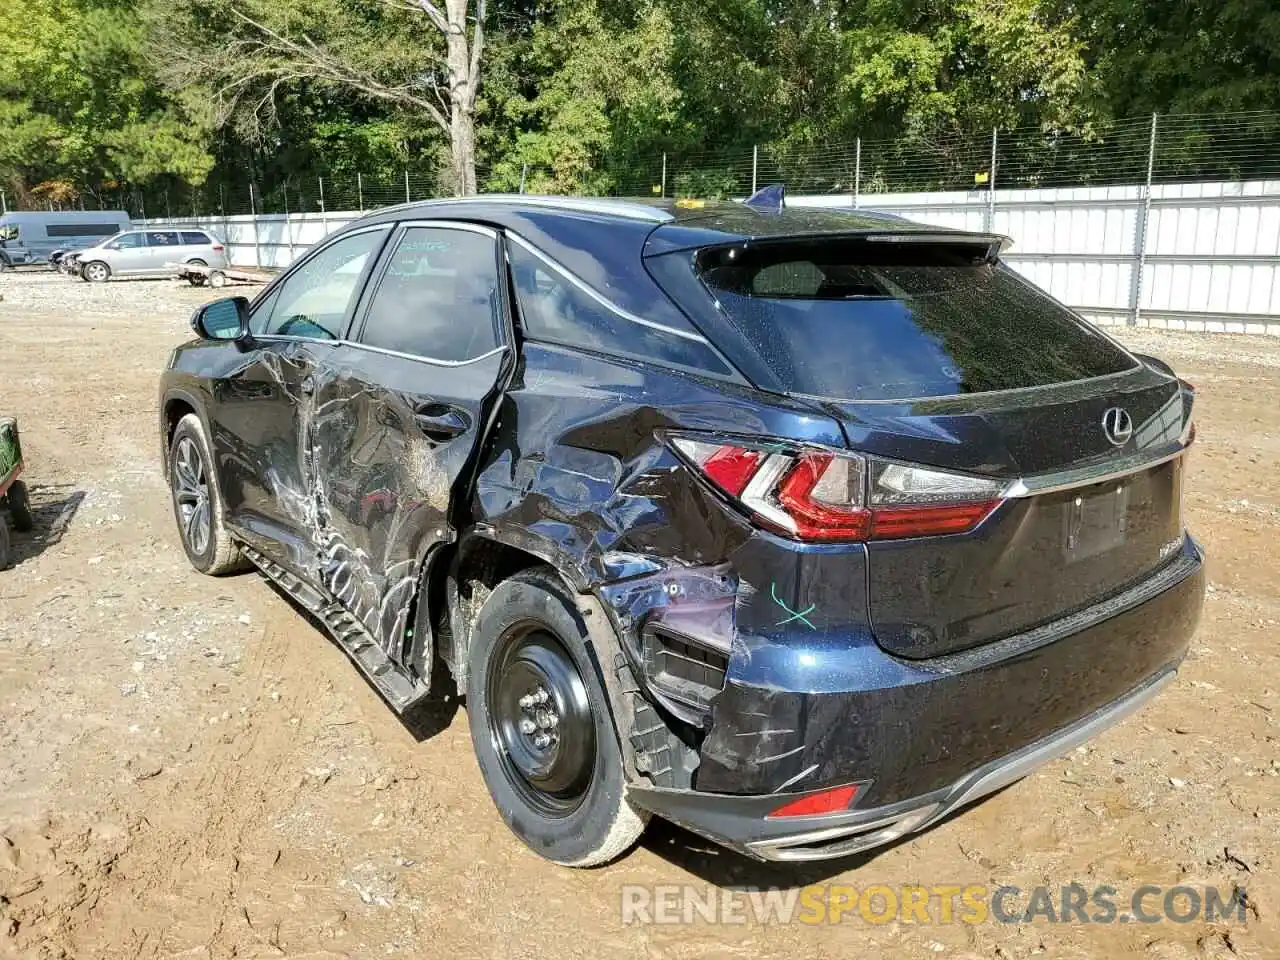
695 237 1137 401
0 224 17 242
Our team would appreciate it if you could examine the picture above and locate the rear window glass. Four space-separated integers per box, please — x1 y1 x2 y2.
510 242 731 376
46 222 123 238
696 238 1137 400
180 231 211 245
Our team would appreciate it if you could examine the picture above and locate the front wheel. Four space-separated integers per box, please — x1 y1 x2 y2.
82 261 110 283
467 569 647 866
167 413 246 575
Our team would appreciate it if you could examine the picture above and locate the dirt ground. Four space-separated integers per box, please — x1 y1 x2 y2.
0 270 1275 960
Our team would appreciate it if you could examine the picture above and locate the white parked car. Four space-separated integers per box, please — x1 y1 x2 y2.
75 228 230 282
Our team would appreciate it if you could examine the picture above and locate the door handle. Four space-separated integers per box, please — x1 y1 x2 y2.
300 376 315 396
412 404 469 441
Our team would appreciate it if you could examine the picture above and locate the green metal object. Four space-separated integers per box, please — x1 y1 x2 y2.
0 417 21 494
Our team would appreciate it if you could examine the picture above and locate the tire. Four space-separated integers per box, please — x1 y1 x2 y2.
167 413 247 575
467 569 647 867
186 258 208 267
0 520 9 570
209 270 228 289
6 479 32 532
82 261 110 283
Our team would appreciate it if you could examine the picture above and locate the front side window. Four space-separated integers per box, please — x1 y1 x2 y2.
508 241 730 375
0 225 16 242
261 228 386 339
108 233 145 250
358 226 501 361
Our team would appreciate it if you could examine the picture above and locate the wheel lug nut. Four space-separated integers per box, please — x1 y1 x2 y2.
535 688 550 704
533 733 551 749
519 694 535 709
519 718 536 735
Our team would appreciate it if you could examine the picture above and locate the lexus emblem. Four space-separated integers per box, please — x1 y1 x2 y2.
1102 407 1134 447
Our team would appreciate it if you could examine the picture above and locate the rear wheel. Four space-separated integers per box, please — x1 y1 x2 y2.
186 258 208 267
0 520 9 569
168 413 246 575
208 270 228 289
82 261 110 283
467 569 647 866
6 480 32 532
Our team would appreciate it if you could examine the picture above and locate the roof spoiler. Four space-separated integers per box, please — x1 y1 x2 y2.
744 183 786 215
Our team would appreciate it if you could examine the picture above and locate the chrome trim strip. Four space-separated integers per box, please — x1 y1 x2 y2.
1004 442 1188 498
249 335 508 368
506 233 712 345
392 219 499 238
339 342 507 367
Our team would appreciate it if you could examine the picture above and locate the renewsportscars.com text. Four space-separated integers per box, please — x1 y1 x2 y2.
620 883 1250 926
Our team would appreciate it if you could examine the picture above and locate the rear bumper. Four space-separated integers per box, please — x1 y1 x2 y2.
630 667 1175 861
627 536 1204 860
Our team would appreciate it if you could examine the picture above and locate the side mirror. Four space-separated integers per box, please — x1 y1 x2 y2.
191 296 250 342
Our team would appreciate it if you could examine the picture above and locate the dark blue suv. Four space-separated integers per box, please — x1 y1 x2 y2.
159 191 1204 865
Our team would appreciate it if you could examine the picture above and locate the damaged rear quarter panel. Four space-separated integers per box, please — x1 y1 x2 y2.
471 341 886 794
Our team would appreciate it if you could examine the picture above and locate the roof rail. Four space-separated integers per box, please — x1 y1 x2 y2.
363 193 673 223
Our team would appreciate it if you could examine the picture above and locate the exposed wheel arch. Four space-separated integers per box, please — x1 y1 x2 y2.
437 535 553 688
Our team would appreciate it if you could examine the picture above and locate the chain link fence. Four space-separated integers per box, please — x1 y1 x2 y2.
4 112 1280 218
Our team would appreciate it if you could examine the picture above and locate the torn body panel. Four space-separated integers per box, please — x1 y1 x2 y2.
167 333 508 710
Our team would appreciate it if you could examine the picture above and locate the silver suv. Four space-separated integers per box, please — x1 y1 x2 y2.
76 228 229 282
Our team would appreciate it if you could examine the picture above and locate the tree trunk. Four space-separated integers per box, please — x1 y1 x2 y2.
443 0 479 195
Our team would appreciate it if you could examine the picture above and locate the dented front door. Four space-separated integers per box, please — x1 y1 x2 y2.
302 222 510 661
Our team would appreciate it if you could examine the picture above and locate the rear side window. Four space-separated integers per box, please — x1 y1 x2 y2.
509 241 731 376
358 226 501 361
696 238 1137 400
46 222 122 238
147 231 179 247
180 231 212 245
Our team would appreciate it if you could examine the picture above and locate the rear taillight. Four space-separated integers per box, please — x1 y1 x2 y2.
212 244 225 252
672 437 1005 543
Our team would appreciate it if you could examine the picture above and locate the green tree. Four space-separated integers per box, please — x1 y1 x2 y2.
0 0 212 206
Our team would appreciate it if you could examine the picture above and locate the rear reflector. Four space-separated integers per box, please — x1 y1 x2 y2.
767 784 859 819
671 436 1006 543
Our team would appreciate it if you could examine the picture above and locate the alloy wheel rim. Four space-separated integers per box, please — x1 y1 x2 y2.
173 436 211 556
487 626 596 817
86 263 106 281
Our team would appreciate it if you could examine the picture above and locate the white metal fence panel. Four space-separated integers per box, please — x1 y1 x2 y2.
145 178 1280 335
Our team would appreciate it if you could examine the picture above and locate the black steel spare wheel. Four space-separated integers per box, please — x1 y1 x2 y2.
467 569 647 866
488 627 595 816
